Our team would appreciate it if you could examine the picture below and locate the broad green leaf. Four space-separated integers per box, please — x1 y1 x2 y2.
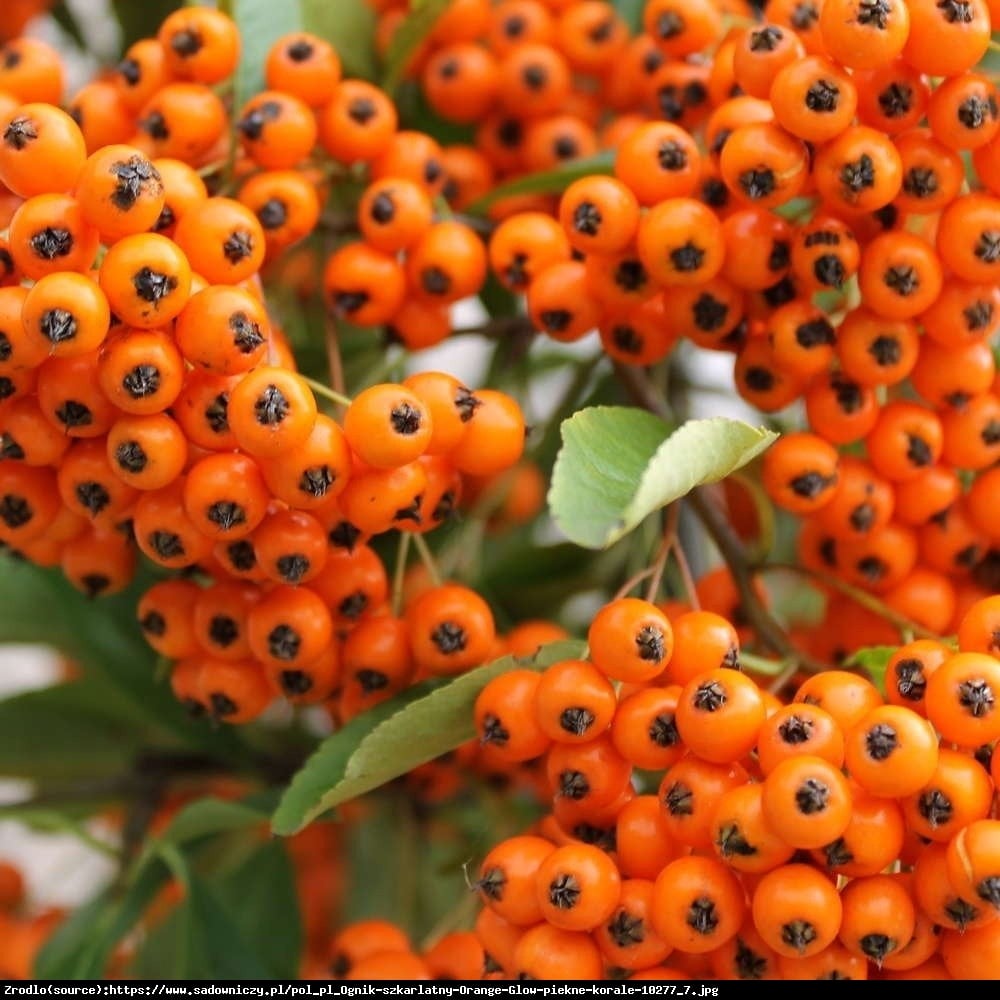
844 645 896 695
0 682 144 781
302 0 376 79
548 407 674 549
273 639 585 834
232 0 302 109
549 408 778 549
381 0 451 94
466 151 615 214
615 0 646 32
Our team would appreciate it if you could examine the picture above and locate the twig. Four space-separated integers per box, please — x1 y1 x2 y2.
614 565 658 601
767 660 802 695
447 212 496 237
391 532 412 618
301 375 352 410
612 361 672 422
689 489 830 673
671 523 702 609
318 214 361 237
324 312 348 415
420 891 479 950
452 316 536 339
644 508 677 603
412 532 443 587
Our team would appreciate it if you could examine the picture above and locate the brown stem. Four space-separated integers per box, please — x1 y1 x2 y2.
688 490 829 672
318 214 361 237
452 316 536 339
670 508 701 610
448 212 496 237
644 512 674 604
614 565 657 601
324 312 347 414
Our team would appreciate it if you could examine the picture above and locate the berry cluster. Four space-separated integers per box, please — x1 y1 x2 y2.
370 0 1000 658
465 594 1000 980
0 12 527 724
4 0 1000 981
323 919 485 980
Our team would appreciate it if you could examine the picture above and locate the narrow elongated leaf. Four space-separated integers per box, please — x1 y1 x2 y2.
382 0 451 94
34 895 112 980
35 861 168 979
273 639 585 834
232 0 302 109
131 841 298 979
549 408 778 549
50 3 88 51
302 0 376 80
466 151 616 214
211 841 302 978
165 874 273 979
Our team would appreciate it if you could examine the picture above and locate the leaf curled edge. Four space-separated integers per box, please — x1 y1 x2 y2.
549 406 778 549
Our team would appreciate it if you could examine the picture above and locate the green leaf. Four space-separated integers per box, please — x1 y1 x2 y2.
36 793 280 980
549 409 779 549
154 797 271 850
381 0 452 94
844 645 895 695
132 843 297 980
161 873 273 979
36 861 169 979
112 0 178 50
50 3 89 51
478 272 519 320
0 682 144 781
302 0 376 80
0 557 245 756
210 840 302 978
465 152 615 214
273 639 585 834
738 652 789 677
232 0 302 109
394 81 475 144
615 0 646 32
